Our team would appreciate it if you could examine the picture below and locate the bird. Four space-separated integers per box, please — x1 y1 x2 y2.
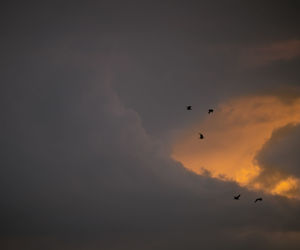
254 198 263 203
234 194 241 200
199 133 204 139
186 106 192 110
208 109 214 114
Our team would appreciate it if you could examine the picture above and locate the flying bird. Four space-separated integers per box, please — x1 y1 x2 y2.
186 106 192 110
234 194 241 200
254 198 263 203
208 109 214 114
199 133 204 139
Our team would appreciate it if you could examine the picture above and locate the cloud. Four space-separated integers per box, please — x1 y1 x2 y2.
2 57 300 249
172 95 300 198
257 124 300 177
253 124 300 198
241 40 300 67
1 1 300 248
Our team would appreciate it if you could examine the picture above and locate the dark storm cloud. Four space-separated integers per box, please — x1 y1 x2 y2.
253 124 300 196
1 1 300 249
1 0 300 136
1 47 300 249
256 124 300 177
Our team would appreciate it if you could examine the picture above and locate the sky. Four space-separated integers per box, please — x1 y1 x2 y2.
1 1 300 249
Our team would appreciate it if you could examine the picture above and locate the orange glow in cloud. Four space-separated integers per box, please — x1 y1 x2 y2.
172 96 300 198
243 39 300 67
271 177 299 197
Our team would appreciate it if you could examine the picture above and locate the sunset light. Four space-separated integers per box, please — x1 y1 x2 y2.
172 96 300 198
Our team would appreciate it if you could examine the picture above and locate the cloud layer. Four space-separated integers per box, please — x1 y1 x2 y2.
1 63 300 248
1 1 300 249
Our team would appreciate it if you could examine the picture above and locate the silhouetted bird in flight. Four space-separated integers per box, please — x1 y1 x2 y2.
234 194 241 200
254 198 263 203
208 109 214 114
186 106 192 110
199 133 204 139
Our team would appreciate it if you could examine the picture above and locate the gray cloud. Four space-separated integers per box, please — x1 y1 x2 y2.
256 124 300 177
1 54 300 248
253 124 300 197
1 1 300 249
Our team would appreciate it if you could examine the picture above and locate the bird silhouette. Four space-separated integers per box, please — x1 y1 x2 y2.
186 106 192 110
208 109 214 114
254 198 263 203
234 194 241 200
199 133 204 139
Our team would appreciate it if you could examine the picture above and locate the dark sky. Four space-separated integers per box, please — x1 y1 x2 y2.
1 1 300 249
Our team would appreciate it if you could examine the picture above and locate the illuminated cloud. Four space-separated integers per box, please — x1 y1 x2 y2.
242 39 300 67
172 95 300 198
